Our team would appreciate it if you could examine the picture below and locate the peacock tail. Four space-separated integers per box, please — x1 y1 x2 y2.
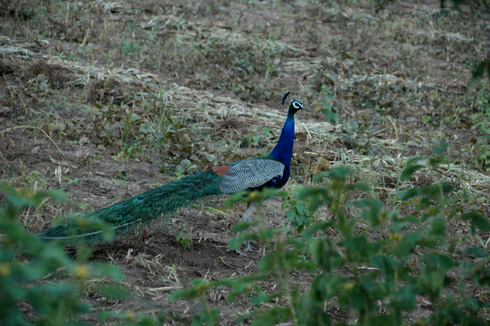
39 170 222 240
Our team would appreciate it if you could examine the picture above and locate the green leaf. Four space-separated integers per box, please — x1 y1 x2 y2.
192 307 219 325
473 61 488 79
47 189 68 202
302 221 334 239
392 285 417 311
479 276 490 286
228 231 257 250
89 262 124 281
394 232 424 258
429 216 446 237
346 182 371 192
425 253 457 270
251 307 291 326
95 284 131 300
371 255 396 283
97 311 116 323
328 166 352 182
398 188 419 200
169 288 196 302
461 212 490 232
431 140 449 155
417 268 444 301
354 199 383 226
349 283 368 309
340 236 380 262
469 60 490 88
26 287 49 314
400 158 424 181
224 191 249 207
465 247 489 258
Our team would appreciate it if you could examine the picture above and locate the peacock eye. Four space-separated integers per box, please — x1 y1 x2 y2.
292 101 303 110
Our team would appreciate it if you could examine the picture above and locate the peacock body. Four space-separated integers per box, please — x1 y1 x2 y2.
39 95 305 240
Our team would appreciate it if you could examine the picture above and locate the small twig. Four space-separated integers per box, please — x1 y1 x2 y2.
167 265 183 288
355 265 381 272
219 256 236 268
146 286 182 292
49 156 78 169
387 116 398 146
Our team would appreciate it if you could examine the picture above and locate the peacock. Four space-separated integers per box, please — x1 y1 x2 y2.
39 92 305 247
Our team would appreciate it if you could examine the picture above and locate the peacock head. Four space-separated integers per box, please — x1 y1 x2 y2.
289 100 305 114
282 91 305 115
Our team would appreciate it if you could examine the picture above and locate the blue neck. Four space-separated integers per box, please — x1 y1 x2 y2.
269 113 295 168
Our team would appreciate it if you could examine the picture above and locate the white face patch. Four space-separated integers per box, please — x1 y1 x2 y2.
292 101 303 110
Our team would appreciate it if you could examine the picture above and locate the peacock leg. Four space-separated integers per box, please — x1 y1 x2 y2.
240 202 256 223
235 203 256 255
242 203 257 252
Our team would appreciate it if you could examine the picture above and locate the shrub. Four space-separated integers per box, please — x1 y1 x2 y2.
171 151 490 325
0 186 124 326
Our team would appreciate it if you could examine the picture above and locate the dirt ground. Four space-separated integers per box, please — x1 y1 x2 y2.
0 0 489 324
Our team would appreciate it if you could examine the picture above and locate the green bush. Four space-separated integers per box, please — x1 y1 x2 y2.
2 152 489 325
0 186 125 326
171 151 490 325
470 81 490 172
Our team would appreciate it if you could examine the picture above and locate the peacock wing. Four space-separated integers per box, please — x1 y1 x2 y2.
218 159 284 194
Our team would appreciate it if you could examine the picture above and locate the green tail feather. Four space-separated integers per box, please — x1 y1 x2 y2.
39 171 222 240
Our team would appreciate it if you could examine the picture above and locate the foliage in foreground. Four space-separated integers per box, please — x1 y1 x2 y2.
1 149 489 326
171 150 490 325
0 186 129 326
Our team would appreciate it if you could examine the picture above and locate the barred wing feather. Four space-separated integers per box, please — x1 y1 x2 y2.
219 159 284 193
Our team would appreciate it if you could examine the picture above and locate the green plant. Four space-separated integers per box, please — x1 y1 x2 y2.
244 128 273 149
421 115 433 125
170 150 490 325
470 60 490 88
0 185 129 325
120 40 142 59
175 230 192 249
81 102 168 159
319 85 338 125
175 159 199 177
3 160 50 191
282 186 315 233
470 81 490 172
